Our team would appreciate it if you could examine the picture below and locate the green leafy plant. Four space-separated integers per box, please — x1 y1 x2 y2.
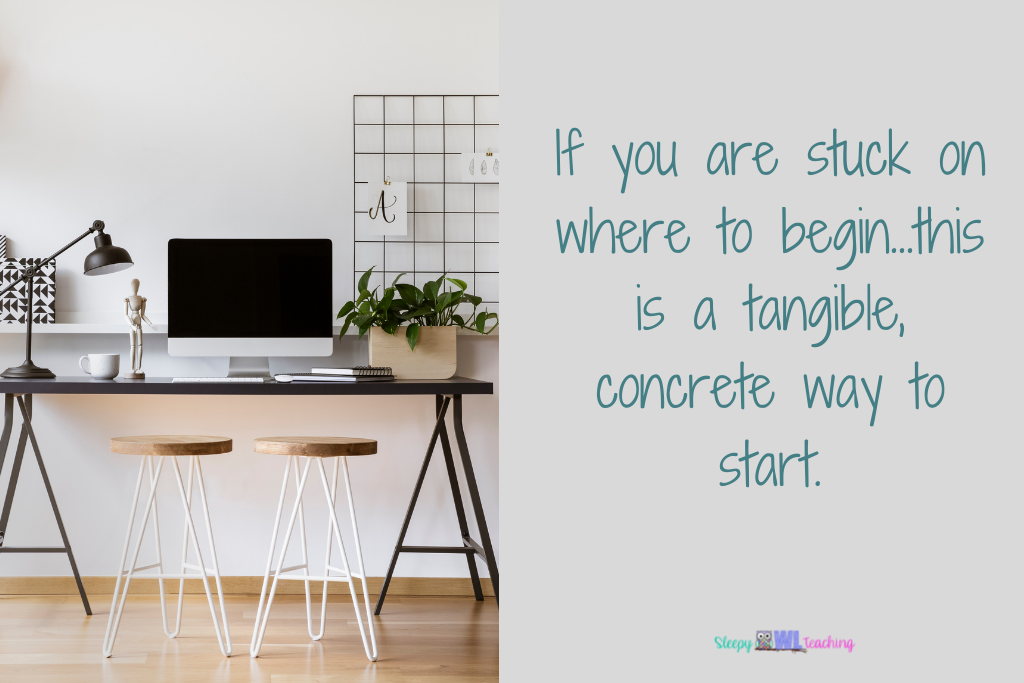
337 267 498 350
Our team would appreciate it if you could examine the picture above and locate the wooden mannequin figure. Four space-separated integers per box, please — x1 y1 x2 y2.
124 278 155 379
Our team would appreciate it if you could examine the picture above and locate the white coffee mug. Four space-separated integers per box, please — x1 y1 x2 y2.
80 354 120 380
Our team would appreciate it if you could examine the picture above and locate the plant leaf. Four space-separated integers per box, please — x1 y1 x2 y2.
423 280 439 301
380 287 395 310
406 323 420 351
337 301 354 319
382 319 399 335
396 283 424 307
446 277 468 291
391 272 407 287
339 310 357 338
357 267 374 293
464 293 482 306
452 314 465 327
476 313 487 333
352 314 374 328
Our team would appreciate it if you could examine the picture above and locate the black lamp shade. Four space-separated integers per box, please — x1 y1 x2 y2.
83 232 133 275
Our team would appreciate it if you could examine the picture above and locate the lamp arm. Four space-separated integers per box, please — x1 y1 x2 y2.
0 222 101 298
39 225 99 266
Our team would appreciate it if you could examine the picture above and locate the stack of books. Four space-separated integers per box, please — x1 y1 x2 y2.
274 366 395 383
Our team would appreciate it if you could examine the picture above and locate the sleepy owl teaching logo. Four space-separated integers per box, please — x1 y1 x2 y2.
755 631 774 650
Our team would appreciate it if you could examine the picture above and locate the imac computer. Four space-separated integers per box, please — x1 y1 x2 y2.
168 239 333 380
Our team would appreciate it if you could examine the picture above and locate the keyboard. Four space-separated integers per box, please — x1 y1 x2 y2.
172 377 267 383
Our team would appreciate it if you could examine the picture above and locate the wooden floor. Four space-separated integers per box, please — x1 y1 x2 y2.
0 593 498 682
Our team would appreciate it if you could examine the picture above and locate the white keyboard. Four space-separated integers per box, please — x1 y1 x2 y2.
172 377 267 383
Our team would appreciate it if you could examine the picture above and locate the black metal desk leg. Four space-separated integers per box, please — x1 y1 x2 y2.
375 396 451 615
0 398 29 549
437 397 484 601
16 397 90 614
0 395 91 615
0 395 14 485
452 395 498 604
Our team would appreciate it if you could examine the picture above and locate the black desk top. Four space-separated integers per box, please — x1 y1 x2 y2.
0 376 493 396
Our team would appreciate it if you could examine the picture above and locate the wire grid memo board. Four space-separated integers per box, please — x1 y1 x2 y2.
353 95 499 319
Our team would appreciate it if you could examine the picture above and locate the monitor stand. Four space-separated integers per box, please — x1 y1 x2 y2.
227 357 272 379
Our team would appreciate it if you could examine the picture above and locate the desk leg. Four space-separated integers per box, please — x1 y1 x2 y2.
0 394 91 615
0 396 29 550
375 396 451 615
376 394 499 614
438 396 484 602
0 395 14 491
451 395 498 605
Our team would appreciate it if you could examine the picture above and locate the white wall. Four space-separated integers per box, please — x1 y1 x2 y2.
0 1 498 578
501 2 1019 681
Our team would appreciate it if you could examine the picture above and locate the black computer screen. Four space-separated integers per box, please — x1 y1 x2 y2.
168 239 332 338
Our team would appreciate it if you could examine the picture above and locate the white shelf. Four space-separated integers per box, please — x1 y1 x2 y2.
0 323 134 334
0 324 497 337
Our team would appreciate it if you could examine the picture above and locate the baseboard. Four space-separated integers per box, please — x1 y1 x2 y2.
0 575 494 597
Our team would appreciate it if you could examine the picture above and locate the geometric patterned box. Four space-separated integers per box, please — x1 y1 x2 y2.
0 258 56 324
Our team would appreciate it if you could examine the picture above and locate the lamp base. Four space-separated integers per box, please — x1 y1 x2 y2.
1 360 56 379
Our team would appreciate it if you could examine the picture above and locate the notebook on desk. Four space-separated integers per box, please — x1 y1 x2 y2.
274 366 394 382
308 366 392 376
274 373 395 383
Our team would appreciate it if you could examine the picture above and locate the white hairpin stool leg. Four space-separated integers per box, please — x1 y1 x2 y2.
312 458 339 643
169 456 231 657
103 456 166 658
340 456 378 661
146 457 173 638
168 456 196 639
316 457 377 662
251 456 313 658
250 455 293 657
192 457 232 655
290 456 318 640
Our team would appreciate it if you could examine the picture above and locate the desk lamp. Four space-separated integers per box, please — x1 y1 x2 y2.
0 220 133 379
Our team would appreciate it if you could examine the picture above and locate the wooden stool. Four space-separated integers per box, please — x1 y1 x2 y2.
102 436 233 658
249 437 378 661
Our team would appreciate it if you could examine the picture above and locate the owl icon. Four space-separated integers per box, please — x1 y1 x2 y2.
755 630 774 650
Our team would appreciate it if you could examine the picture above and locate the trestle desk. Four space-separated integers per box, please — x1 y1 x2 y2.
0 376 497 616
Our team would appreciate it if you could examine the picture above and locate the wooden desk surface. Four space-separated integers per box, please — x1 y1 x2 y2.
0 376 493 396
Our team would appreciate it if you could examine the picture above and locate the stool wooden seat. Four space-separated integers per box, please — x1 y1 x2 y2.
250 435 378 661
110 435 232 456
253 436 375 457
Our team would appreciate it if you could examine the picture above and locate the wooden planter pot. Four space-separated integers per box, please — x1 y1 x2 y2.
368 326 457 379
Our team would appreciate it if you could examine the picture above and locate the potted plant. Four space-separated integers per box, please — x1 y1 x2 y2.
337 267 498 379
